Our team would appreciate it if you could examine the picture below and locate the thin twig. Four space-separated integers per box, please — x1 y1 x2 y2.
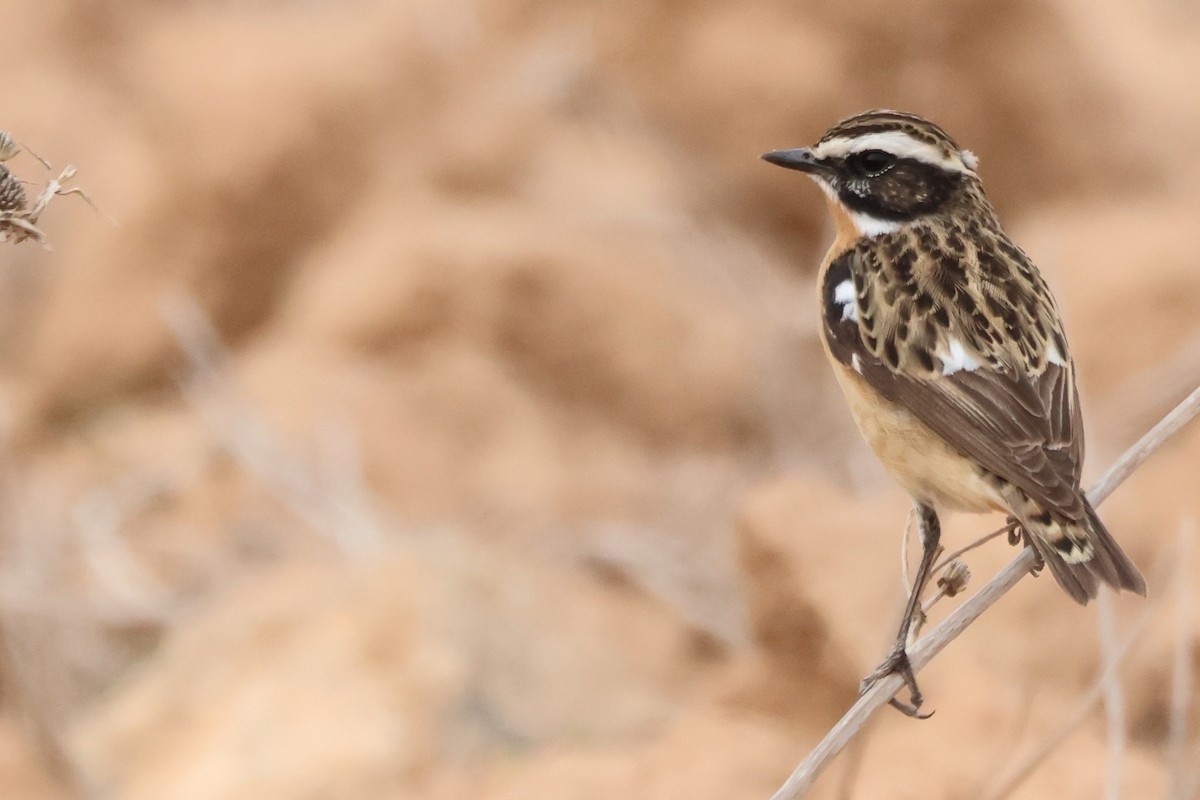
1087 382 1200 507
1182 752 1200 800
1097 330 1200 448
922 561 970 616
932 522 1014 575
1097 590 1125 800
901 507 916 593
979 571 1166 800
766 382 1200 800
19 140 51 170
769 550 1038 800
159 293 389 558
976 684 1038 793
1168 519 1196 800
834 728 869 800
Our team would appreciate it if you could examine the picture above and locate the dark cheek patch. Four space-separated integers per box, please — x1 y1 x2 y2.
838 160 958 221
874 165 945 214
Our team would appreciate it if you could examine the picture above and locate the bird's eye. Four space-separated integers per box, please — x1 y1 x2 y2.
851 149 897 177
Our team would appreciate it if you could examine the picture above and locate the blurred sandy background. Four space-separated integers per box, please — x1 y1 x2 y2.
0 0 1198 798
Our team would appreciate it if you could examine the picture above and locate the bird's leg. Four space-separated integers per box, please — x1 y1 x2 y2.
861 503 941 718
1006 517 1045 575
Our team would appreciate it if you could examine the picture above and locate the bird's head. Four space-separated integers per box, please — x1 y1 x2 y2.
763 110 982 237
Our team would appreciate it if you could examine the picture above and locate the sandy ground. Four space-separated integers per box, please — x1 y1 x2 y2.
0 0 1197 798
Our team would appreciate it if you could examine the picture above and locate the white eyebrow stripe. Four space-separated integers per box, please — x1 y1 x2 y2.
813 131 975 174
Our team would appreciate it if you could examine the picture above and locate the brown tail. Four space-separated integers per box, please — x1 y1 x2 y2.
1024 498 1146 605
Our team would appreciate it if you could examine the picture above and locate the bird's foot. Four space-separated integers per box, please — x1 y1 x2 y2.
1028 546 1045 576
1007 522 1045 576
860 645 933 719
1006 518 1022 547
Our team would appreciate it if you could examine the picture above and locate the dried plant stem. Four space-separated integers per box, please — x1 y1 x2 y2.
1097 331 1200 447
1184 763 1200 800
901 507 916 593
1167 520 1195 800
833 729 869 800
766 382 1200 800
1097 591 1125 800
1086 383 1200 507
160 293 388 558
932 522 1013 574
980 583 1164 800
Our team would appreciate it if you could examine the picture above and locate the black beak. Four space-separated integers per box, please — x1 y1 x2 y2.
760 147 833 176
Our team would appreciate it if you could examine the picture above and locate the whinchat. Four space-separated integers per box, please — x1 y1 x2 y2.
762 110 1145 715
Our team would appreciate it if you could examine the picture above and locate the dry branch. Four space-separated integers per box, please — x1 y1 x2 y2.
979 536 1184 800
1097 332 1200 447
767 382 1200 800
159 293 390 558
979 572 1165 800
1097 591 1125 800
1167 520 1196 800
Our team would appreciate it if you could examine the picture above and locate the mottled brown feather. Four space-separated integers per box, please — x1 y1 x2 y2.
823 208 1086 520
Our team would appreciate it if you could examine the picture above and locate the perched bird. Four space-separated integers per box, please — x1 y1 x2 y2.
762 110 1145 715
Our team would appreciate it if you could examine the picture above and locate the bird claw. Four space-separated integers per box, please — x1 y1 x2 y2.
1007 522 1045 576
860 646 934 719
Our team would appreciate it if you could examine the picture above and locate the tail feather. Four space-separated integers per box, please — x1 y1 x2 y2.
1022 498 1146 605
1083 501 1147 596
1036 545 1097 604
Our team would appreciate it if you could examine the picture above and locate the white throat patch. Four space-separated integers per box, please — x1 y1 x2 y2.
849 212 902 238
811 176 902 238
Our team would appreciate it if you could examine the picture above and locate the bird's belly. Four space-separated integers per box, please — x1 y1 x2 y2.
830 362 1005 513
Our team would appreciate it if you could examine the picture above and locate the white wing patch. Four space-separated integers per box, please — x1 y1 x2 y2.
833 279 858 321
1046 342 1068 366
940 337 982 375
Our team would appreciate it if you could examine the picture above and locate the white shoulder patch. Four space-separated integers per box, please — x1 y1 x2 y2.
1046 342 1068 367
940 337 982 376
834 279 858 321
